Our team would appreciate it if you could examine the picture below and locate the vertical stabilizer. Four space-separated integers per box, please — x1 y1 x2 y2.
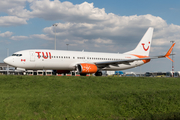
124 27 154 56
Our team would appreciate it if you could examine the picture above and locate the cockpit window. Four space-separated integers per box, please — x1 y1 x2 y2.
12 54 22 57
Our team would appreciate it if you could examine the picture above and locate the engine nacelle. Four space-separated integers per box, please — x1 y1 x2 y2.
77 63 98 74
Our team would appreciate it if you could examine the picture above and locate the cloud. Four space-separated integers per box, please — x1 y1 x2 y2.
38 12 178 53
93 38 113 44
1 0 170 53
30 34 54 40
0 0 112 24
0 0 26 13
152 24 180 46
0 0 33 18
0 0 31 27
1 0 180 53
29 1 107 22
0 31 13 37
41 13 179 50
0 16 27 27
11 36 29 40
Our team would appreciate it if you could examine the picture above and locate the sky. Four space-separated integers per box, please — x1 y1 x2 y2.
0 0 180 73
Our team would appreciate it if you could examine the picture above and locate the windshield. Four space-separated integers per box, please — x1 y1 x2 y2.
12 54 22 56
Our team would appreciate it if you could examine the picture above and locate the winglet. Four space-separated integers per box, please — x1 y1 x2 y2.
165 43 175 62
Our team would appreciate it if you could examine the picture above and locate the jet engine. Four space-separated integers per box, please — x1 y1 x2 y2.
77 63 98 74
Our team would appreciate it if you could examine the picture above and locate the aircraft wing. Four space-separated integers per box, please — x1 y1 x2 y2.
94 43 175 67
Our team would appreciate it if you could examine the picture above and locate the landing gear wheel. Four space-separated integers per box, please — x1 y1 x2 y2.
95 71 102 76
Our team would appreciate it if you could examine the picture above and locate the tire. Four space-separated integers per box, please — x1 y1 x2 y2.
95 71 102 76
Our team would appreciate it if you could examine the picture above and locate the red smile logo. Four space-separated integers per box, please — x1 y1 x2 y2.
142 42 150 51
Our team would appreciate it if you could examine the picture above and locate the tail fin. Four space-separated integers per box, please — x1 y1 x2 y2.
124 27 154 56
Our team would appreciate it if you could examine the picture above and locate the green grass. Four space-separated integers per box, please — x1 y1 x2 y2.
0 75 180 119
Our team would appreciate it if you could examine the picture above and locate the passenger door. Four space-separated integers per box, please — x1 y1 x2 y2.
29 51 35 62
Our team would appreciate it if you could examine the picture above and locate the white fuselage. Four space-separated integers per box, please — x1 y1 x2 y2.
4 49 145 71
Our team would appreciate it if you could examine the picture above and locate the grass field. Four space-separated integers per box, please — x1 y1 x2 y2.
0 75 180 120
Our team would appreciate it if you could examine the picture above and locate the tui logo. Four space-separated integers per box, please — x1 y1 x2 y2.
142 41 150 51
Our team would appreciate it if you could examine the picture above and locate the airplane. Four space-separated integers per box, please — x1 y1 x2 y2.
4 27 175 76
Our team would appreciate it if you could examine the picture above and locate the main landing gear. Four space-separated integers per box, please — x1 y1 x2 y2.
95 71 102 76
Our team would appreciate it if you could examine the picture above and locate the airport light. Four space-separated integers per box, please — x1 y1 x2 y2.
53 23 58 50
170 41 175 77
139 65 141 77
7 48 9 75
66 44 69 50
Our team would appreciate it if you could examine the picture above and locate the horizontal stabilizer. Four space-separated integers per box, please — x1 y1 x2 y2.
165 43 175 62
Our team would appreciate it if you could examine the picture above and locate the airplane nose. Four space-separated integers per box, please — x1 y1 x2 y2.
4 58 7 63
4 57 11 65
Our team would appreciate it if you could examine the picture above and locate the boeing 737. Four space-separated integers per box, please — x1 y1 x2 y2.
4 27 175 76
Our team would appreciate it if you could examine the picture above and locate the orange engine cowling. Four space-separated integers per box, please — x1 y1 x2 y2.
77 63 98 74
